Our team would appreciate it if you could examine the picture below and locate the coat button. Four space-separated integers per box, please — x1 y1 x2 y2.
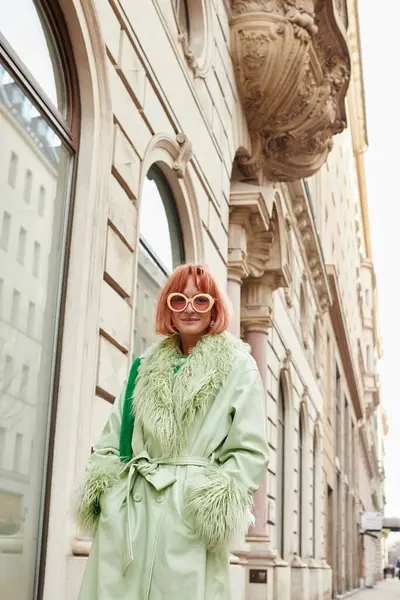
133 494 142 502
156 495 164 504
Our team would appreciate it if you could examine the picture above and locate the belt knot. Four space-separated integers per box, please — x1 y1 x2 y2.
121 450 212 575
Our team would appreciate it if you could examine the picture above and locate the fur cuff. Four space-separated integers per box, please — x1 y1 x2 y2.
75 456 121 535
183 466 254 551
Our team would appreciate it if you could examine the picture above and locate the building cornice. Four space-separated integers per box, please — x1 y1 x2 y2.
327 264 362 419
286 180 331 313
229 181 291 288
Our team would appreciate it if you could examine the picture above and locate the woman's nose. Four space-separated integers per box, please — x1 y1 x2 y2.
184 302 195 314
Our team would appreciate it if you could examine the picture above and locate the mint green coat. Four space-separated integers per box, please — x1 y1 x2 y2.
76 333 269 600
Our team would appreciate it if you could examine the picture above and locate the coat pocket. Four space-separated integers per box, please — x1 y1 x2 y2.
183 465 253 551
99 477 126 518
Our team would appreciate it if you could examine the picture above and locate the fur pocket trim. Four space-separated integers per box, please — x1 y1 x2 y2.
183 466 254 551
75 456 121 535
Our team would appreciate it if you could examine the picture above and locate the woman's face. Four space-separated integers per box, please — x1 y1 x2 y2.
170 275 213 337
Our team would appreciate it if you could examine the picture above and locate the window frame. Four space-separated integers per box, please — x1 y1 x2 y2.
8 151 18 187
0 2 80 599
24 168 33 203
173 0 212 78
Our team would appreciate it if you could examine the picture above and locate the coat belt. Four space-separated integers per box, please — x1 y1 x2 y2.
120 450 212 574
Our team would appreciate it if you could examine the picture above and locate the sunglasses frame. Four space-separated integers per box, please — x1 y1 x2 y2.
167 292 215 313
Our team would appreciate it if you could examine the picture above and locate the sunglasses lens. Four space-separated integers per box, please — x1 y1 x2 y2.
169 294 186 311
193 295 211 312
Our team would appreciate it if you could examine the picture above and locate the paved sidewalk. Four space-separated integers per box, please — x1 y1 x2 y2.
352 579 400 599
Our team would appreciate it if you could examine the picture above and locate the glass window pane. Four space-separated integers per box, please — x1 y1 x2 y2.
11 289 21 326
135 166 184 356
0 212 11 250
0 0 66 114
38 185 46 216
0 66 72 600
17 228 27 264
8 152 18 187
23 169 33 204
140 166 184 274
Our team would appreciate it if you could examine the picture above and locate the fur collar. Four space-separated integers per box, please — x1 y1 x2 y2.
133 332 248 457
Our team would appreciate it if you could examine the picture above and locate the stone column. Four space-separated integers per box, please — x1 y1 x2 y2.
246 325 269 541
227 211 249 337
227 267 244 338
241 279 274 543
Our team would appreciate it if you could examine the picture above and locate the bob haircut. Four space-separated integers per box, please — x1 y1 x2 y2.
155 264 231 336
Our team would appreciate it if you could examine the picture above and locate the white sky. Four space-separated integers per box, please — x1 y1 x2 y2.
358 0 400 521
0 0 58 106
140 177 173 272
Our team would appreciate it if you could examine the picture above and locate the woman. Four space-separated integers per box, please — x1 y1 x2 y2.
76 264 269 600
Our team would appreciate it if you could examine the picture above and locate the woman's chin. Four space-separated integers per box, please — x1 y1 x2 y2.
177 323 209 336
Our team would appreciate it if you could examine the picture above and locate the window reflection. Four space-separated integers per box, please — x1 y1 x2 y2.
0 0 66 113
0 65 71 600
135 166 184 356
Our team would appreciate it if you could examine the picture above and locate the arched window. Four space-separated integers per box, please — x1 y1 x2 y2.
0 2 78 598
284 217 294 308
298 407 305 557
174 0 211 77
276 378 285 558
135 165 184 354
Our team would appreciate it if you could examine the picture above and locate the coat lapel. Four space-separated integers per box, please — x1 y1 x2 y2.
133 333 246 457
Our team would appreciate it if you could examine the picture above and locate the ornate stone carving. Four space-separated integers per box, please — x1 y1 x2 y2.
334 0 347 24
178 33 199 73
228 182 291 288
241 277 275 332
285 181 331 312
246 222 275 277
228 182 292 332
172 133 193 178
231 0 350 181
282 348 292 370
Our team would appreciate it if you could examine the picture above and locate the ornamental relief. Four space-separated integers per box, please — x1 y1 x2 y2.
228 184 291 291
285 180 331 312
334 0 347 23
231 0 350 181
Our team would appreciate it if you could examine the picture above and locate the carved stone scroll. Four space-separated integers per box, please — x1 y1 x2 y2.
172 133 193 178
231 0 350 181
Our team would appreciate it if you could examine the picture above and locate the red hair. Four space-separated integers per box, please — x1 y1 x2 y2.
155 264 230 336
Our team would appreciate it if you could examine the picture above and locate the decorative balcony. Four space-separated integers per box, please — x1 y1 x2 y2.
231 0 350 181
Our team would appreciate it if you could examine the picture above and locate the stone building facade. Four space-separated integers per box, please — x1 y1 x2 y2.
0 1 385 599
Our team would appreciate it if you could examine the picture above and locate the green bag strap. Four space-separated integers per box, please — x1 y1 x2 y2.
120 357 141 463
